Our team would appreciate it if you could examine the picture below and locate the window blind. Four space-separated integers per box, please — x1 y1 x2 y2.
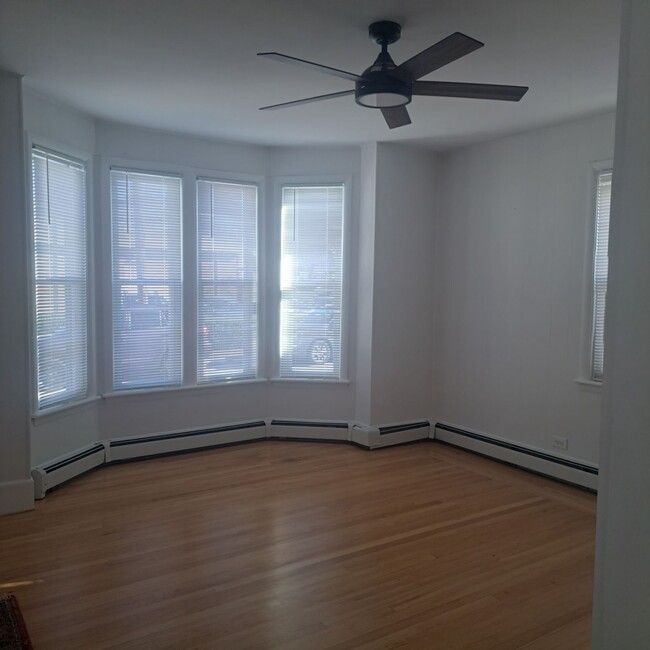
31 148 88 409
110 170 182 390
196 179 258 382
591 170 612 381
279 185 344 378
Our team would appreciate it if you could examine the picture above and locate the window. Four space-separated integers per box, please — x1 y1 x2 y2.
197 179 258 382
279 184 345 378
31 147 88 410
110 170 182 390
591 170 612 381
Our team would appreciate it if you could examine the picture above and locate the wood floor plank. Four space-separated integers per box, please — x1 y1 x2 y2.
0 441 596 648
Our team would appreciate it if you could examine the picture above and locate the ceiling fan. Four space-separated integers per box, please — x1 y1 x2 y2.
258 21 528 129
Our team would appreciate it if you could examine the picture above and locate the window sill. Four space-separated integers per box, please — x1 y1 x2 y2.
269 378 350 385
575 378 603 393
102 378 269 400
31 395 101 425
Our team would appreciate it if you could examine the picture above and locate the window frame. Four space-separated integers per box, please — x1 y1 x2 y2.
109 165 184 392
578 160 612 388
195 175 261 384
26 136 94 416
590 167 613 382
270 175 351 382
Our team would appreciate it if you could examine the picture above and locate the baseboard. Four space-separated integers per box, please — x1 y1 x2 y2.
0 479 35 515
434 422 598 490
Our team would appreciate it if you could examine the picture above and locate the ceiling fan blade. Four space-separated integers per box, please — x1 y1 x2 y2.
257 52 360 82
381 106 412 129
259 89 355 111
395 32 484 82
412 80 529 101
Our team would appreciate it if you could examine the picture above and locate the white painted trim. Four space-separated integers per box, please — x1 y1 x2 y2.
102 378 268 401
0 479 35 515
575 378 603 392
268 378 350 385
31 395 101 423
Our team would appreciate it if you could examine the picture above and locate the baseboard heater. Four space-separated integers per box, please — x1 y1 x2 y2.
375 421 431 448
107 420 267 462
269 419 351 443
32 443 106 499
434 422 598 490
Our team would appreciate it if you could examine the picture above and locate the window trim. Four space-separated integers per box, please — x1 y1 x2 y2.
270 175 351 382
26 134 94 417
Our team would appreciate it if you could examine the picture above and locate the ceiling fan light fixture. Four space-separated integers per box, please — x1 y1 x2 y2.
355 77 412 108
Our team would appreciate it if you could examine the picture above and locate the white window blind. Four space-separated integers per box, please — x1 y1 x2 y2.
110 170 182 390
197 179 258 382
591 170 612 381
279 185 344 378
31 148 88 409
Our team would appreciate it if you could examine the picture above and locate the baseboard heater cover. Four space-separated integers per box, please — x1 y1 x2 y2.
107 420 267 462
362 420 430 449
269 419 350 443
434 422 598 490
32 442 107 499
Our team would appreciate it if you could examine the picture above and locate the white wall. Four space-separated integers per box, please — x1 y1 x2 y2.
24 90 96 155
0 71 33 514
592 0 650 645
370 143 439 425
435 112 615 465
95 121 268 175
354 143 377 423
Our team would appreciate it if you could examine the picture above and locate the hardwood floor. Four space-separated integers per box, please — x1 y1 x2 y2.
0 441 596 649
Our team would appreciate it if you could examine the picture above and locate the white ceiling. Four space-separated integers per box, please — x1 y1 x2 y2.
0 0 621 150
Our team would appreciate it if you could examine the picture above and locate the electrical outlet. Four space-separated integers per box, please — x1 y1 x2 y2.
552 436 568 451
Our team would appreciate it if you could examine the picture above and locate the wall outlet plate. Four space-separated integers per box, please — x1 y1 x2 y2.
552 436 569 450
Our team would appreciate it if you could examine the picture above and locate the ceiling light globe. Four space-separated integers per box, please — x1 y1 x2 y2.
355 75 412 109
